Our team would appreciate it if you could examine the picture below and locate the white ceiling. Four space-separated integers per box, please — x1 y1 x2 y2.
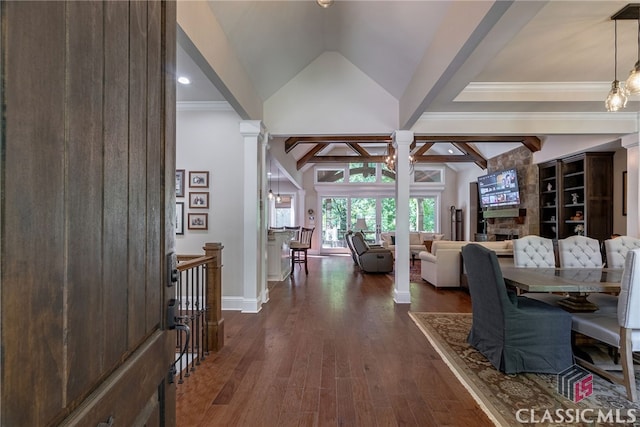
176 0 637 171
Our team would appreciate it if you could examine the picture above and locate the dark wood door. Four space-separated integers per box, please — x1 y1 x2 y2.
1 1 177 425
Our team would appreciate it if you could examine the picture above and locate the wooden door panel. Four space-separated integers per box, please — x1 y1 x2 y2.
1 2 67 425
0 1 176 425
103 0 132 373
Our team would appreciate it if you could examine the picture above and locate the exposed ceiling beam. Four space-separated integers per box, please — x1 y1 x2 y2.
287 134 539 169
451 142 487 169
285 135 391 152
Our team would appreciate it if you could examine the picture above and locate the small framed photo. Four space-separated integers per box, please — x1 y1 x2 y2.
189 171 209 188
175 169 185 197
189 192 209 209
176 202 184 235
188 213 208 230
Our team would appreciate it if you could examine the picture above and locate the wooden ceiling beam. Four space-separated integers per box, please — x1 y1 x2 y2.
413 142 434 157
285 134 540 169
451 142 487 169
285 135 391 153
296 144 326 170
346 142 370 157
414 154 478 163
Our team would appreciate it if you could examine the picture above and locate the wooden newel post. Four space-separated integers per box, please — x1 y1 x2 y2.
204 242 224 351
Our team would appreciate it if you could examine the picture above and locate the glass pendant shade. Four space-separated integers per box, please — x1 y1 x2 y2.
268 189 274 200
626 63 640 94
276 194 282 203
605 80 628 112
316 0 334 8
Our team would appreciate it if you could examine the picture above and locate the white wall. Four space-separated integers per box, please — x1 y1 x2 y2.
176 104 245 305
264 52 398 134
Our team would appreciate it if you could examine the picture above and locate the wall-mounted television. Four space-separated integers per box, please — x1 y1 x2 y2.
478 168 520 209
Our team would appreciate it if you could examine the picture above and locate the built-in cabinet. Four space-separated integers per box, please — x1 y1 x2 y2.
539 152 613 242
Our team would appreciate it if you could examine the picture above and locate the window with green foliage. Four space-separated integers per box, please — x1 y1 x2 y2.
348 163 377 183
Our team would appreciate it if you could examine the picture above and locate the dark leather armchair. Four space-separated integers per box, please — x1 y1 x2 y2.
347 232 393 273
462 244 573 374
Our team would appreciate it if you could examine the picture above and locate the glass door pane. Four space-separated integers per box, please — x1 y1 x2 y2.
322 197 347 249
380 198 396 235
351 198 376 244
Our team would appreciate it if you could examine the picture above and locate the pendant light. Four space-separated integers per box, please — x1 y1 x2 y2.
276 169 282 203
626 8 640 94
605 20 628 112
267 159 274 200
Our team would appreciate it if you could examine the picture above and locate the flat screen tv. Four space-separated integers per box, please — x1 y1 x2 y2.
477 168 520 209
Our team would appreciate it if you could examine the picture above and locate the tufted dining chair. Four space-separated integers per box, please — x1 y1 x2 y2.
513 235 556 268
558 235 617 313
558 235 603 268
571 248 640 402
604 236 640 268
514 236 564 305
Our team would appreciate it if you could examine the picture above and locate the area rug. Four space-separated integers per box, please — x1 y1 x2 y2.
408 312 640 427
388 263 423 283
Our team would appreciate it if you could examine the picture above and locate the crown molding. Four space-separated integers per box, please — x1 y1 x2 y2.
455 81 612 102
414 111 639 135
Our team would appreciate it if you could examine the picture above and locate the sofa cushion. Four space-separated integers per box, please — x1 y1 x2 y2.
420 232 445 242
409 232 422 245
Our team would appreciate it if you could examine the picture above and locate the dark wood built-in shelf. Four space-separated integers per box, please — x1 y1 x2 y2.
538 152 613 241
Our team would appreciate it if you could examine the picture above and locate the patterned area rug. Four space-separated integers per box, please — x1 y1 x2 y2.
409 312 640 426
387 263 423 282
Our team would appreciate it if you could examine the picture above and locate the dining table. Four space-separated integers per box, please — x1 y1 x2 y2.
500 266 624 312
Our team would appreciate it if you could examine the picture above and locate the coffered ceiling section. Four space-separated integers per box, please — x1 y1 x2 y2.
285 135 541 170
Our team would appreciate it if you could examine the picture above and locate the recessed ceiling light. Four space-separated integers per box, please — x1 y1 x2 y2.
448 148 454 154
177 76 191 85
317 0 334 8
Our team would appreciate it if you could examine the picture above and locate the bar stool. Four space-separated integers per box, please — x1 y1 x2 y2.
290 227 314 275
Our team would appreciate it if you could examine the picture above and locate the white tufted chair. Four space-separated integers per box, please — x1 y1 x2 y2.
514 236 563 305
605 236 640 268
513 235 556 267
558 235 603 268
558 235 617 313
571 248 640 402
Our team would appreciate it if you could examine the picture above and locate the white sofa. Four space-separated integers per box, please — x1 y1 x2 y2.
380 231 445 255
419 240 514 288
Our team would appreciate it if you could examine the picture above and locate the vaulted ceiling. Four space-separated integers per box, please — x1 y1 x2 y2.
176 1 636 174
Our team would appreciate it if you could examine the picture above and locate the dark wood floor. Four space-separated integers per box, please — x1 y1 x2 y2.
176 255 493 426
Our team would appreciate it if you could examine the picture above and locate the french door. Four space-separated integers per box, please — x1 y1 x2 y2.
320 196 396 252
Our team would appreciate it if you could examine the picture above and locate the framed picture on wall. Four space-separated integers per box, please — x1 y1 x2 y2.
189 192 209 209
175 169 185 197
176 202 184 235
189 171 209 188
188 213 208 230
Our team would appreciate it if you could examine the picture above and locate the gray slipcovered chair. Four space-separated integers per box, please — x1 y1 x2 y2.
462 244 573 374
349 232 393 273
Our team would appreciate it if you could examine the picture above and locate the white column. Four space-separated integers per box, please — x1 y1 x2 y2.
393 130 413 304
622 133 640 238
239 120 265 313
260 134 269 304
